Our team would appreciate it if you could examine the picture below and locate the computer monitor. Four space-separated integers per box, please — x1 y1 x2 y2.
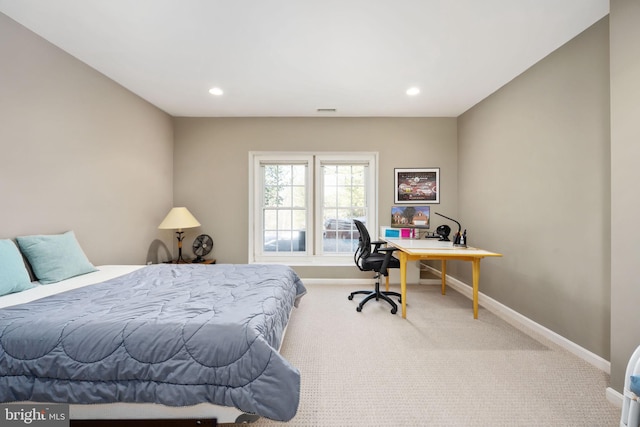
391 205 430 229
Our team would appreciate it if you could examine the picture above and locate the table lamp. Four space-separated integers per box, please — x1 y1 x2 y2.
158 207 201 263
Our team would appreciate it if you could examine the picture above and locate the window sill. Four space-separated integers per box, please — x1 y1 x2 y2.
251 257 355 267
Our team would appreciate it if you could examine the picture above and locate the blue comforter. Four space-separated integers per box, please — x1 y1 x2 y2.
0 263 306 421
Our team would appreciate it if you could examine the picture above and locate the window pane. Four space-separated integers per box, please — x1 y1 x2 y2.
337 165 352 185
324 186 337 208
292 165 306 185
351 166 365 185
321 163 366 254
264 209 277 229
276 165 291 185
352 186 366 207
264 165 278 186
261 162 307 254
263 229 305 253
264 179 282 206
278 186 292 207
337 187 353 207
292 210 306 229
276 232 292 251
324 167 337 186
292 186 306 207
277 210 292 230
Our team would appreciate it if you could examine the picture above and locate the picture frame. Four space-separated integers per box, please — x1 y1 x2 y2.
394 168 440 204
391 205 431 229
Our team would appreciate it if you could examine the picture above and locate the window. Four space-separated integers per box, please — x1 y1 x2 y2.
249 152 378 265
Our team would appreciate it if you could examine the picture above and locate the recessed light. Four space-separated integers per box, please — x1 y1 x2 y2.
406 87 420 96
208 87 224 96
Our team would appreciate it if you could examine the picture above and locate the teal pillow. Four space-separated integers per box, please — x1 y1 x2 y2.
0 239 35 296
16 231 97 284
631 375 640 396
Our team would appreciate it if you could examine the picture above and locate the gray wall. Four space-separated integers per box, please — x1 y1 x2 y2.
0 13 174 265
172 117 457 277
610 0 640 391
457 18 611 359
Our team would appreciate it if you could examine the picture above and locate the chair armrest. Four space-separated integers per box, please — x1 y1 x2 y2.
371 240 385 252
378 246 398 274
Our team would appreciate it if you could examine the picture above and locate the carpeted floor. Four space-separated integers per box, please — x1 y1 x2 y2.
226 282 620 426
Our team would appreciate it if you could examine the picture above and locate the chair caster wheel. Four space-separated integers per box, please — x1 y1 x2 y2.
391 308 397 314
356 306 362 312
348 295 353 300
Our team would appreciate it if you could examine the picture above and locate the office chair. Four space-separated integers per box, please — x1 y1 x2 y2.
348 219 402 314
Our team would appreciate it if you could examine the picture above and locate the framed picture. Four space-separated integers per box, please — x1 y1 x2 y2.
394 168 440 204
391 205 430 229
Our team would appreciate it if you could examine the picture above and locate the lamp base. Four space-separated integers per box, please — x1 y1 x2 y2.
174 231 188 263
175 247 188 263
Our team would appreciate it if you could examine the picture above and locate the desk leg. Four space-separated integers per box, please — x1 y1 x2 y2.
441 260 447 295
399 251 408 318
472 259 480 319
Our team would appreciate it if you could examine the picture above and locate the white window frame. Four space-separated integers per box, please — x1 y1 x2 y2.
249 151 378 266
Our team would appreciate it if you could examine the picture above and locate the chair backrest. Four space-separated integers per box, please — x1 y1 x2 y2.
353 219 372 272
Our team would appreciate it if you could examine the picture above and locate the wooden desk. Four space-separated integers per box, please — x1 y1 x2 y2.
385 239 502 319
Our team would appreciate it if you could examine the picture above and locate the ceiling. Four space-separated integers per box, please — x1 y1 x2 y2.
0 0 609 117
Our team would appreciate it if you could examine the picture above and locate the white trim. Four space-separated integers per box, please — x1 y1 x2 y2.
248 151 378 264
302 278 376 286
607 387 624 409
257 257 357 267
421 265 612 374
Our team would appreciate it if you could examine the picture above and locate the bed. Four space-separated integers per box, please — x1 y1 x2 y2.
0 260 306 425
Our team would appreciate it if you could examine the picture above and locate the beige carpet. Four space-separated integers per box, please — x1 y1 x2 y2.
227 283 619 426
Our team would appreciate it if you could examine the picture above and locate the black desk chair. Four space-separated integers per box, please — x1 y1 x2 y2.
348 219 402 314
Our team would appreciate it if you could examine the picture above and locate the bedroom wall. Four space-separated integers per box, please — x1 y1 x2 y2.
0 13 174 266
172 117 457 278
609 0 640 392
456 18 610 359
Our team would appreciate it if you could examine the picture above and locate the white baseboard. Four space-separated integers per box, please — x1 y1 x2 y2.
302 278 375 286
419 265 612 374
606 387 624 408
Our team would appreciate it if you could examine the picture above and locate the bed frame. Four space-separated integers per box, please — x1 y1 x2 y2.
69 402 259 425
70 419 217 427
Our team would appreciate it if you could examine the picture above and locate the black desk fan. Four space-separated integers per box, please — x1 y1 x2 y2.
192 234 213 263
434 212 467 247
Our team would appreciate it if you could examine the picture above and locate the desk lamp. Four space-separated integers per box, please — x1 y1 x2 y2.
434 212 467 247
158 207 201 263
